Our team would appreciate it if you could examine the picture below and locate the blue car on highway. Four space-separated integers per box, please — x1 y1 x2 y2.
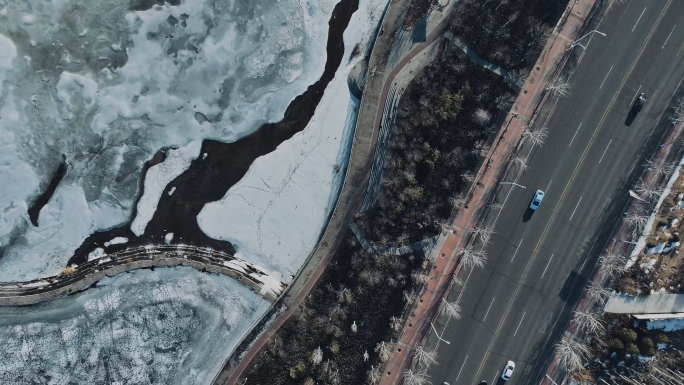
529 190 545 210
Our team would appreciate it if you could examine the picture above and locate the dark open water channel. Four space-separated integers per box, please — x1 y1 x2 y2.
68 0 360 265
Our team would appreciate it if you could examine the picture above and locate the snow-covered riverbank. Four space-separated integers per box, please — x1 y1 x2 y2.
0 267 271 385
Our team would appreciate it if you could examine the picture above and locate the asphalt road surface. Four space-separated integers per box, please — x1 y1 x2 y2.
427 1 684 385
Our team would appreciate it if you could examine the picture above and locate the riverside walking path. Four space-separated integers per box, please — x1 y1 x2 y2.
216 0 472 383
0 244 285 305
380 0 599 383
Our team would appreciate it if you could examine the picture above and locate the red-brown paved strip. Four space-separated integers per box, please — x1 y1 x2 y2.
380 0 599 383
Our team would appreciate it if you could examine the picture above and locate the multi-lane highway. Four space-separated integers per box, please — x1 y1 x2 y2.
428 1 684 384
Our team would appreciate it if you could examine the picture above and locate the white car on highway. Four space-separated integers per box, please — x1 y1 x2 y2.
501 360 515 381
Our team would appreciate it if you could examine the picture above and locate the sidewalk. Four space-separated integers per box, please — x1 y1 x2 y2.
380 0 598 383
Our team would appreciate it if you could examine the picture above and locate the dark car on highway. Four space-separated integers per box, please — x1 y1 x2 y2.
632 93 647 112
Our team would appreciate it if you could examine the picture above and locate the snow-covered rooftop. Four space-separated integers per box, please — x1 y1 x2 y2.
605 293 684 316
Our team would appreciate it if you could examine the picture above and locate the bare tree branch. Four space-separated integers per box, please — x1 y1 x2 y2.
522 126 549 147
598 253 628 281
311 346 323 366
646 159 676 177
403 369 431 385
457 246 488 269
624 212 649 237
375 341 393 362
412 345 438 369
473 108 492 125
554 337 590 373
606 0 627 12
511 155 530 171
508 68 529 88
671 95 684 124
411 271 430 284
496 94 513 111
571 310 605 334
634 179 664 203
390 316 403 332
441 297 462 320
545 76 572 98
587 281 612 304
367 366 382 384
469 225 496 245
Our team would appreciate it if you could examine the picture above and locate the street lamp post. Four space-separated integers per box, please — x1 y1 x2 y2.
545 374 559 385
499 182 526 189
430 322 451 345
612 237 638 245
567 30 606 51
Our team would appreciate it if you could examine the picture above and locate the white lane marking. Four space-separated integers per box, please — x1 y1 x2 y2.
456 356 469 381
663 25 676 49
541 254 555 279
546 180 553 193
599 65 613 89
569 122 582 146
579 255 589 272
510 239 524 263
483 297 496 321
598 139 613 164
569 196 583 221
629 85 643 108
633 7 647 32
514 312 527 336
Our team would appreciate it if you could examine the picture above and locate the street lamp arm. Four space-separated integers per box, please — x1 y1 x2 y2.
430 322 451 345
568 30 606 50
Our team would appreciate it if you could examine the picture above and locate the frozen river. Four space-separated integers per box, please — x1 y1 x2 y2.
0 0 387 381
0 268 271 384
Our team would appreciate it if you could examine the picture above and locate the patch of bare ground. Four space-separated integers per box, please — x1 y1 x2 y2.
623 171 684 295
402 0 436 29
580 314 684 384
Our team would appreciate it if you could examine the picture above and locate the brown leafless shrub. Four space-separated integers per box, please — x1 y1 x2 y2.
403 369 431 385
522 126 549 147
554 337 590 373
571 310 605 334
458 246 488 269
473 108 492 125
545 76 572 98
441 297 462 320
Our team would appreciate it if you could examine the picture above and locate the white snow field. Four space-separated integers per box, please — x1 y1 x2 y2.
198 0 388 282
0 267 270 385
0 0 340 281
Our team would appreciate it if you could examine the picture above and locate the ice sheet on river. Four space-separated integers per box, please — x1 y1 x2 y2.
0 267 270 384
0 0 337 280
197 0 387 281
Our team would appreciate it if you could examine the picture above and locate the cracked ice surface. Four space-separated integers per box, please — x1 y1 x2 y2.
197 0 388 281
0 267 270 384
0 0 338 280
